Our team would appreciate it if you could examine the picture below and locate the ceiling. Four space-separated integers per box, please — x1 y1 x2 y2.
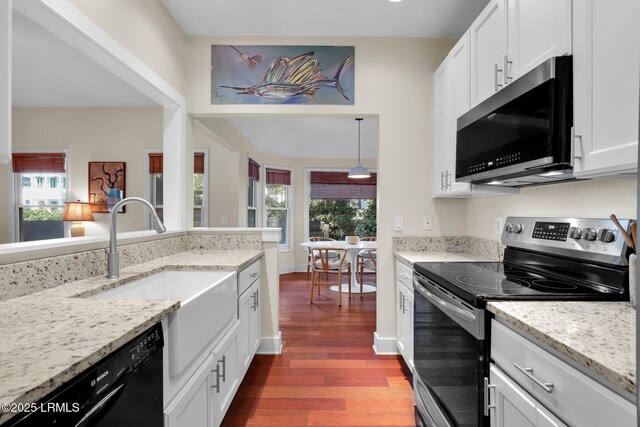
160 0 490 37
12 9 158 108
222 117 378 159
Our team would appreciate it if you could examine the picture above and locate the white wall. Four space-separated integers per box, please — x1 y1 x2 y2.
467 178 638 240
188 36 461 342
0 107 163 243
67 0 188 96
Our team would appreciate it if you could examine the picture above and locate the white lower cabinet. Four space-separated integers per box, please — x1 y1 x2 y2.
238 279 261 376
489 365 567 427
165 353 216 427
489 320 636 427
165 323 240 427
395 260 414 370
212 325 240 422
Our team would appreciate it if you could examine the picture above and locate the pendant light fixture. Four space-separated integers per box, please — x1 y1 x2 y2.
348 118 371 179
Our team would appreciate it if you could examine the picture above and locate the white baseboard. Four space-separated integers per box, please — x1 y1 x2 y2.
373 332 398 355
257 331 282 355
278 265 294 275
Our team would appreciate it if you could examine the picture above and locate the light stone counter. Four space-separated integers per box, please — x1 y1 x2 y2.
395 251 497 267
487 301 636 396
0 249 263 424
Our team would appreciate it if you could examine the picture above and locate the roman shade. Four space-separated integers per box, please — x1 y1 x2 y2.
248 159 260 181
148 152 205 174
266 168 291 185
310 171 377 200
12 153 66 173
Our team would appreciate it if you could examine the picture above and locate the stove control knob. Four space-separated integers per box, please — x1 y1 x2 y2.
569 227 582 239
512 223 523 233
504 223 513 233
583 228 597 241
597 228 615 243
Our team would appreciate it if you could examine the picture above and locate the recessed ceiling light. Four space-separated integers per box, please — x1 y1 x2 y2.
538 171 566 177
389 0 403 3
486 181 504 185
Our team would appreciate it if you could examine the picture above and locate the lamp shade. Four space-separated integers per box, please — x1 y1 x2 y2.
348 163 371 179
63 202 94 222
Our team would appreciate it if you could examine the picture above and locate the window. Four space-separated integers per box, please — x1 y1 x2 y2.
247 159 260 227
49 177 58 188
12 152 67 242
265 168 291 246
308 171 377 240
147 151 208 227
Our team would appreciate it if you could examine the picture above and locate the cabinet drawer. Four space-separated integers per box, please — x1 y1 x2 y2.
238 260 260 295
395 260 413 288
491 320 635 427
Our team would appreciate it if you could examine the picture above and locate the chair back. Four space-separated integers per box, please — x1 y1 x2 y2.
361 236 377 241
367 250 377 266
311 248 346 273
309 237 336 242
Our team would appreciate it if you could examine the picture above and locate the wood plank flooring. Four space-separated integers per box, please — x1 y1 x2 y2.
222 272 415 426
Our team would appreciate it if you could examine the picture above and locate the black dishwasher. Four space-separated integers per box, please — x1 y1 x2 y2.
6 322 164 427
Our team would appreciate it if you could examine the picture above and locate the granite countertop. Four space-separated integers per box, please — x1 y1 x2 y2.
487 301 636 396
0 249 262 424
395 250 497 267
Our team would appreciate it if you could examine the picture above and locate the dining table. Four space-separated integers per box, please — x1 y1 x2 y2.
301 239 377 293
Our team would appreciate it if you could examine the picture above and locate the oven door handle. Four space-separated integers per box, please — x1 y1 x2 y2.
414 277 476 323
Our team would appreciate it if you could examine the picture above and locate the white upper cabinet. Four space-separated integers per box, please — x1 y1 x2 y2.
433 58 453 198
572 0 639 177
506 0 572 82
470 0 508 106
470 0 571 107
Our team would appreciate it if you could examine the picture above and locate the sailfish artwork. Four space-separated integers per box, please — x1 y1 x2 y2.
220 51 352 102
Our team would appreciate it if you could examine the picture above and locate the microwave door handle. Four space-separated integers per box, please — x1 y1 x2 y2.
414 277 475 323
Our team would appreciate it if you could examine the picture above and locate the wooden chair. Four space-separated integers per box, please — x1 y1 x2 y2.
306 237 339 280
358 249 377 297
309 248 351 307
357 237 377 289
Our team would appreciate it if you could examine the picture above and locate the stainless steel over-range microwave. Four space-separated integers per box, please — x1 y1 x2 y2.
456 56 573 187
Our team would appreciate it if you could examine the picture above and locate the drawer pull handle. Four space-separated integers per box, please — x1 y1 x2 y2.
400 274 409 280
250 272 259 278
514 363 554 393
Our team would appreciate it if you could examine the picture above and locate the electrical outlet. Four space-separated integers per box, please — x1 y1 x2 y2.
495 217 504 235
394 216 404 231
423 215 433 230
221 215 228 225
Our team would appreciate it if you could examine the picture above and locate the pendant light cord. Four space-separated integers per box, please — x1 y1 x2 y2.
356 117 363 163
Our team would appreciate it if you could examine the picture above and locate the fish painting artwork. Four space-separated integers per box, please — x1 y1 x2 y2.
211 45 354 105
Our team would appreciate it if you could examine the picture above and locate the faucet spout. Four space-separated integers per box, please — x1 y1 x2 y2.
106 197 166 278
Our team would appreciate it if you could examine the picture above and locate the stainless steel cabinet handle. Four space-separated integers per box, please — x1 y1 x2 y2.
513 363 554 393
255 289 259 308
574 133 583 160
211 367 220 392
400 274 409 280
446 171 452 189
399 290 403 310
483 377 496 416
504 55 513 84
440 171 445 190
250 272 258 278
219 355 227 383
401 293 407 314
494 64 503 91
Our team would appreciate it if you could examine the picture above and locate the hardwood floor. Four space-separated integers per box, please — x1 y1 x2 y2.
222 272 415 426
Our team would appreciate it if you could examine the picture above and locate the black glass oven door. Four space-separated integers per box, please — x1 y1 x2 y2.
413 275 487 427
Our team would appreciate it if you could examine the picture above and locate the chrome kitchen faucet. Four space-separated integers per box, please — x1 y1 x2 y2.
106 197 166 278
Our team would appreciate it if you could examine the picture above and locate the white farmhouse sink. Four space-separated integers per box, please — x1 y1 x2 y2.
93 270 238 378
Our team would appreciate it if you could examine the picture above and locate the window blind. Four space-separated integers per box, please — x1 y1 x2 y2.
310 171 377 200
266 168 291 185
148 152 205 174
248 158 260 181
12 153 66 173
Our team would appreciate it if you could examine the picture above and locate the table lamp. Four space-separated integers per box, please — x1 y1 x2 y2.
63 201 94 237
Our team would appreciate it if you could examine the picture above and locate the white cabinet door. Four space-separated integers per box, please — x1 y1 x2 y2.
506 0 571 82
402 287 414 371
489 365 568 427
432 59 451 197
212 324 240 424
249 281 261 357
573 0 639 177
448 32 473 195
239 279 261 376
165 354 216 427
395 284 406 360
470 0 508 106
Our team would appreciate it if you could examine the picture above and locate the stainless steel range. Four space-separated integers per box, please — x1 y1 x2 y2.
412 217 632 427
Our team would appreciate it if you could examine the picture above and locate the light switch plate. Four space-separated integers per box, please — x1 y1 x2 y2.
394 216 404 231
221 215 228 225
423 216 433 230
495 217 503 235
